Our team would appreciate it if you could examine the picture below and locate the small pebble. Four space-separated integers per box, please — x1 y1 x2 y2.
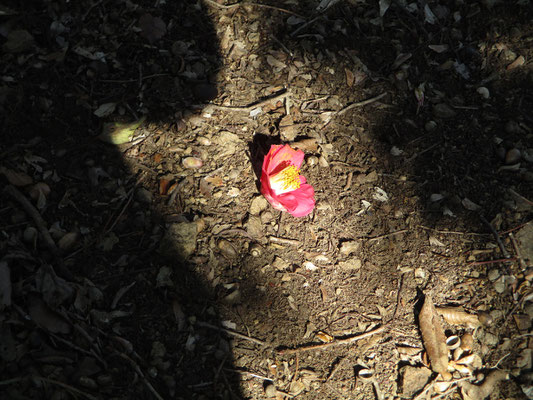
425 120 437 132
306 155 319 167
487 269 500 281
182 157 203 169
505 148 521 164
433 103 456 119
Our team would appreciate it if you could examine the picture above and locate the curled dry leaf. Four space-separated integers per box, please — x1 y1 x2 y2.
435 307 480 329
0 166 33 186
419 295 451 380
0 261 12 309
28 294 71 334
460 369 509 400
99 116 146 144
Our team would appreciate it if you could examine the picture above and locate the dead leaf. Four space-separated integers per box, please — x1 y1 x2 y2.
0 166 33 186
419 295 451 380
2 29 34 53
435 307 480 329
461 370 508 400
99 116 146 144
28 294 71 334
0 261 12 309
138 14 167 43
94 102 117 118
291 138 318 152
159 177 172 195
345 68 354 87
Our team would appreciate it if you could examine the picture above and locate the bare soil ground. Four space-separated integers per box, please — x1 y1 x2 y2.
1 1 532 399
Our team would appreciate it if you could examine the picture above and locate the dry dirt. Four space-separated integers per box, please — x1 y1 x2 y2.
1 1 532 400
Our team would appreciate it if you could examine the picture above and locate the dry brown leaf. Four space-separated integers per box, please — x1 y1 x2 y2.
435 307 480 329
419 295 451 380
0 166 33 186
291 138 318 152
461 370 508 400
345 68 354 87
138 14 166 44
28 294 71 334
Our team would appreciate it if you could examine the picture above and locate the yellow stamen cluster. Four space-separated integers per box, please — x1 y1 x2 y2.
270 165 301 194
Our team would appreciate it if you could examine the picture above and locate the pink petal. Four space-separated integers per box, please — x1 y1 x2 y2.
276 184 315 217
267 144 305 173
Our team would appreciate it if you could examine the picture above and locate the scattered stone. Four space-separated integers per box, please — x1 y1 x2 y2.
182 157 203 169
303 261 318 271
425 120 437 132
505 148 521 164
306 155 319 167
399 366 432 397
250 196 268 215
264 382 277 398
159 222 197 259
58 232 79 252
246 216 264 241
272 256 291 271
433 103 456 119
156 266 174 288
218 240 238 259
136 187 153 204
338 259 362 271
339 240 361 256
487 269 500 281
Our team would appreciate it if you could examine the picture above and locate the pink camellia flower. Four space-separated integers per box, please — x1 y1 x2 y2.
260 144 315 217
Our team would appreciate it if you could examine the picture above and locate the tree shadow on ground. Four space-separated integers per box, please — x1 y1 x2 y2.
0 1 245 399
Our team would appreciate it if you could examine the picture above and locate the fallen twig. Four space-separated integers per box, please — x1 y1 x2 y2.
268 236 300 246
203 0 305 18
479 214 511 259
277 325 386 355
199 91 289 113
34 377 99 400
467 258 516 266
197 321 266 346
366 230 407 242
336 93 388 116
4 185 73 280
114 352 164 400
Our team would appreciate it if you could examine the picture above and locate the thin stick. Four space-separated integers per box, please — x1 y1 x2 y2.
336 93 387 116
467 258 516 266
277 325 386 355
509 232 527 270
367 230 407 242
202 0 305 18
99 73 169 83
115 352 164 400
418 225 488 236
201 91 289 113
479 214 511 259
34 377 99 400
4 185 73 280
4 185 58 255
268 236 300 246
196 321 266 346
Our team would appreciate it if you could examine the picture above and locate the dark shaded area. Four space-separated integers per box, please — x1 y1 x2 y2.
0 1 242 399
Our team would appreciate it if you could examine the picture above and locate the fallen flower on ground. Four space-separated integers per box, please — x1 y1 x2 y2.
260 144 315 217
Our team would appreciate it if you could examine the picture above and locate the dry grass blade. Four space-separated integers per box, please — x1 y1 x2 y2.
435 307 480 329
419 295 451 380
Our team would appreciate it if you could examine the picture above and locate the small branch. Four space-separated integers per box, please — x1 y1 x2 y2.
114 352 164 400
366 230 407 242
34 377 99 400
277 325 386 355
202 0 305 18
336 93 388 116
200 91 290 113
196 321 266 346
479 214 511 259
467 258 516 266
268 236 300 246
4 185 73 280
